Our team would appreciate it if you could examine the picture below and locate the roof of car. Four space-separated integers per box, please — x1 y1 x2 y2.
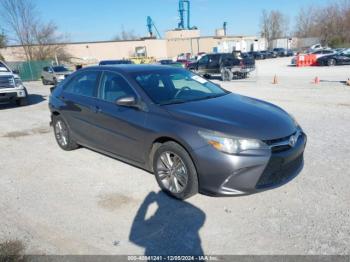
85 64 185 73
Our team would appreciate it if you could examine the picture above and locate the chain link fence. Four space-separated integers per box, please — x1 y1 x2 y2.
6 60 53 81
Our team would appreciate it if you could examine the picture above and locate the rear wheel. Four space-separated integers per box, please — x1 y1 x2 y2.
220 67 233 81
153 142 198 200
53 115 79 151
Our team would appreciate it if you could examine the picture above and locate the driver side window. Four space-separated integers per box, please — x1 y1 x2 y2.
98 72 136 103
198 56 209 66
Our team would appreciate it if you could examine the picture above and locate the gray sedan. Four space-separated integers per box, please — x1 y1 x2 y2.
49 65 306 199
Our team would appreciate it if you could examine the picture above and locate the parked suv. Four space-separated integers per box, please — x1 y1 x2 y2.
187 52 255 80
41 65 72 85
0 61 28 106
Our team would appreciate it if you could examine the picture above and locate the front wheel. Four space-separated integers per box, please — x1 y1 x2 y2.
41 77 48 85
16 98 28 106
153 142 198 200
327 59 336 66
53 115 79 151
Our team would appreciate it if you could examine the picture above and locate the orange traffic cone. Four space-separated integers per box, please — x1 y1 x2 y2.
272 75 278 84
314 76 320 84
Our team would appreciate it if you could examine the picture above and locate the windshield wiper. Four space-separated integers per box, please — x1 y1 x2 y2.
159 99 187 106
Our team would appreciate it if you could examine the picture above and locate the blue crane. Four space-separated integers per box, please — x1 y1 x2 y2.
223 22 227 36
178 0 191 30
147 16 161 38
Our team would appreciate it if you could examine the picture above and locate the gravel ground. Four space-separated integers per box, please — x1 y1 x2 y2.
0 57 349 255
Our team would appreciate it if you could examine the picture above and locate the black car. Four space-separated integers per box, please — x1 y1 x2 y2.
317 50 350 66
49 65 306 199
99 60 134 66
273 48 288 57
187 53 255 80
260 50 276 59
286 49 295 57
247 51 265 60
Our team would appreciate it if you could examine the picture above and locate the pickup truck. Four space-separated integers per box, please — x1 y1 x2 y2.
187 52 255 81
0 60 28 106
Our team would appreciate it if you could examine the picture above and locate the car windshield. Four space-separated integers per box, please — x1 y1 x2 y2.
0 62 11 72
53 66 69 72
132 69 229 105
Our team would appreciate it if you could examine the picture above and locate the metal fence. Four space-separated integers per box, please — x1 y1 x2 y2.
7 60 52 81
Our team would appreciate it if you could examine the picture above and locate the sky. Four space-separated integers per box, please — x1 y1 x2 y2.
4 0 332 43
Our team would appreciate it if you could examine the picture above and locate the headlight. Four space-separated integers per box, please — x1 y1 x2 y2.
14 78 23 87
198 130 268 154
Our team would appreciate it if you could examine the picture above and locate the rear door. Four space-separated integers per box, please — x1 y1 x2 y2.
207 54 221 74
94 71 148 163
59 70 102 147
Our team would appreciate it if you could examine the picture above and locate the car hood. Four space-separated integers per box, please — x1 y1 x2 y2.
164 93 297 140
0 72 14 77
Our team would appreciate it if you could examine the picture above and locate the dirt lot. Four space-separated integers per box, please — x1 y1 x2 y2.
0 57 349 255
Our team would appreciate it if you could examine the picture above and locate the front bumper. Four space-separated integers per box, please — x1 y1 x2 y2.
193 132 307 196
0 87 27 102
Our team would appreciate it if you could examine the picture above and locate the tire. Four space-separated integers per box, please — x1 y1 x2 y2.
203 74 211 79
153 141 198 200
221 68 233 81
327 59 336 66
15 98 28 106
52 115 79 151
41 77 48 85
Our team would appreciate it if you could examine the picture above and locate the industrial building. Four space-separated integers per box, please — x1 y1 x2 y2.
0 0 267 64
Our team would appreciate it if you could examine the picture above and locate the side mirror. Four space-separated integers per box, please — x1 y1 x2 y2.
12 69 19 74
116 96 138 108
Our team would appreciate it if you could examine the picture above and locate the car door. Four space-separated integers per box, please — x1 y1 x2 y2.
342 51 350 64
43 67 51 81
207 54 220 74
59 70 102 147
93 71 148 163
197 55 209 75
47 67 55 82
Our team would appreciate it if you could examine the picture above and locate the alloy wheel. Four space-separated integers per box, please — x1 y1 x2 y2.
55 120 68 147
156 151 188 194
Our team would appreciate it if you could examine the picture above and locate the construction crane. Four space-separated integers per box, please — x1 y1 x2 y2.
178 0 191 29
146 16 161 38
223 22 227 36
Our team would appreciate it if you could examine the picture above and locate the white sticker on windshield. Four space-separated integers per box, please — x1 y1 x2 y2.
192 75 208 84
0 67 8 72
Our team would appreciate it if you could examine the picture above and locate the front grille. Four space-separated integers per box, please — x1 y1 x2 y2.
264 132 296 146
0 76 15 89
256 154 303 189
264 131 301 153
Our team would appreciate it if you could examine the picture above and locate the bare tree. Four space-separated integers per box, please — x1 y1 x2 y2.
0 0 69 61
294 0 350 46
0 31 7 60
0 32 6 48
113 26 139 41
260 10 289 47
